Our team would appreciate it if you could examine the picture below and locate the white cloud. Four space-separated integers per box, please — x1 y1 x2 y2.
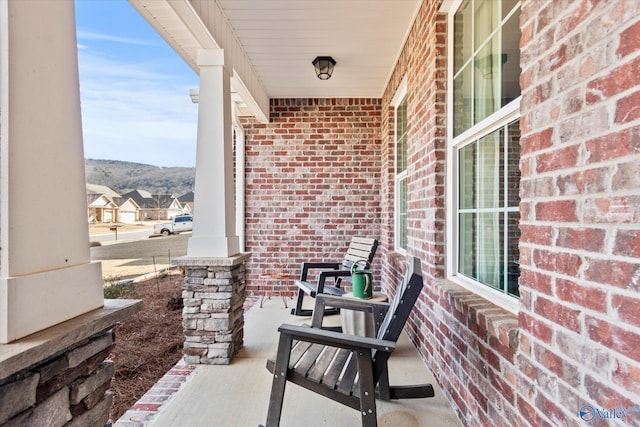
78 47 199 167
77 29 157 47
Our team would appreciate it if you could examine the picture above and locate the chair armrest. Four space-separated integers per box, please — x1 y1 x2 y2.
302 262 342 269
318 269 352 279
300 262 342 280
277 323 396 352
316 269 352 293
315 294 390 312
311 294 390 329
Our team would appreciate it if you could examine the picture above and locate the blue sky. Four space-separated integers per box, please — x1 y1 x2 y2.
75 0 199 168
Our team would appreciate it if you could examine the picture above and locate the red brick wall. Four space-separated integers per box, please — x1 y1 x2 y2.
517 0 640 425
379 0 447 289
377 2 522 425
241 98 382 296
237 1 640 425
378 0 640 425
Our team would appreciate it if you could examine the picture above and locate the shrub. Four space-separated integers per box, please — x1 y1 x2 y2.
103 276 138 299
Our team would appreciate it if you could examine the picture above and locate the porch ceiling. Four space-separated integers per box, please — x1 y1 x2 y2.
216 0 422 98
129 0 422 101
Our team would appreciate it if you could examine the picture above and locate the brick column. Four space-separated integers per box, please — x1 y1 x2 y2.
174 255 249 365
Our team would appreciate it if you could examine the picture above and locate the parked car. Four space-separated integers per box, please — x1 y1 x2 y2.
153 214 193 236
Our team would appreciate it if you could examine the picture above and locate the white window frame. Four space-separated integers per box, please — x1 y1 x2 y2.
443 0 521 314
392 77 408 253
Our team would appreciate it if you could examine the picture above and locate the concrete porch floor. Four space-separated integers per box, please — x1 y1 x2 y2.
117 296 461 426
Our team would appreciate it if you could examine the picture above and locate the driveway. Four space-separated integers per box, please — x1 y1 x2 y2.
91 233 189 282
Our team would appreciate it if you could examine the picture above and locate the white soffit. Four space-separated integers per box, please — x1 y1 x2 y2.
130 0 270 122
130 0 422 115
216 0 422 98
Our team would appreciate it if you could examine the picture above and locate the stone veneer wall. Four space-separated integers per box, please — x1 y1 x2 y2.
177 255 249 365
0 330 116 426
0 300 140 427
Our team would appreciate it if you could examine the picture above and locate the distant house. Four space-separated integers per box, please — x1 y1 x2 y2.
86 195 117 224
120 189 151 206
121 189 183 220
113 197 141 223
86 184 120 223
86 183 120 199
178 191 194 214
86 184 144 223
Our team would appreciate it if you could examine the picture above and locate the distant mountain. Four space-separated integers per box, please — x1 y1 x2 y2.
85 159 195 196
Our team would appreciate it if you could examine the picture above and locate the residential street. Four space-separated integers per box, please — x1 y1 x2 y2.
90 225 189 281
91 228 154 243
88 222 156 239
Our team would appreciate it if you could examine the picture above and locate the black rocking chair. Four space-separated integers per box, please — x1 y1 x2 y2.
291 236 378 316
261 257 434 427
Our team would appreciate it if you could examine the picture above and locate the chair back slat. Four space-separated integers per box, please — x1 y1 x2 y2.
340 237 378 269
351 236 377 246
350 241 377 252
376 257 422 343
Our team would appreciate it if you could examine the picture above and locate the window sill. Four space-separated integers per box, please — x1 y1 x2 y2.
386 250 407 268
433 279 519 353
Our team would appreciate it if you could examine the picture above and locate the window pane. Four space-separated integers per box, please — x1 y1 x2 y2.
396 98 406 141
396 98 407 173
453 0 521 137
453 0 473 75
477 130 503 209
474 33 502 124
397 135 406 174
452 1 522 299
459 211 503 290
502 0 519 20
477 211 501 288
474 0 500 51
457 121 521 297
458 212 475 278
507 211 520 297
454 63 473 137
395 93 407 252
459 143 476 209
459 211 520 293
506 119 521 208
399 178 407 250
501 10 521 106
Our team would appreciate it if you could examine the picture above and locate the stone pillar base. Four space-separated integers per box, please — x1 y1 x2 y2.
0 299 141 426
174 254 250 365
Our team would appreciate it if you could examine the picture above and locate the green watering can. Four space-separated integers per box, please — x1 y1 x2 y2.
350 259 373 299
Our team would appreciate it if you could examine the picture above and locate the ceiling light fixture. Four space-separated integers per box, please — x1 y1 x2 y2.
189 89 199 103
312 56 336 80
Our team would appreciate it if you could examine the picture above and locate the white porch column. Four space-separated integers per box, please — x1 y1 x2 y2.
188 49 240 257
0 0 103 343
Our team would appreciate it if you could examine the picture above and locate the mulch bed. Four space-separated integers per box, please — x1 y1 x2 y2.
107 270 185 421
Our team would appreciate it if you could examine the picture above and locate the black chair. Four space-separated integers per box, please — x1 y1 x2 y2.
291 236 378 316
262 257 434 427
